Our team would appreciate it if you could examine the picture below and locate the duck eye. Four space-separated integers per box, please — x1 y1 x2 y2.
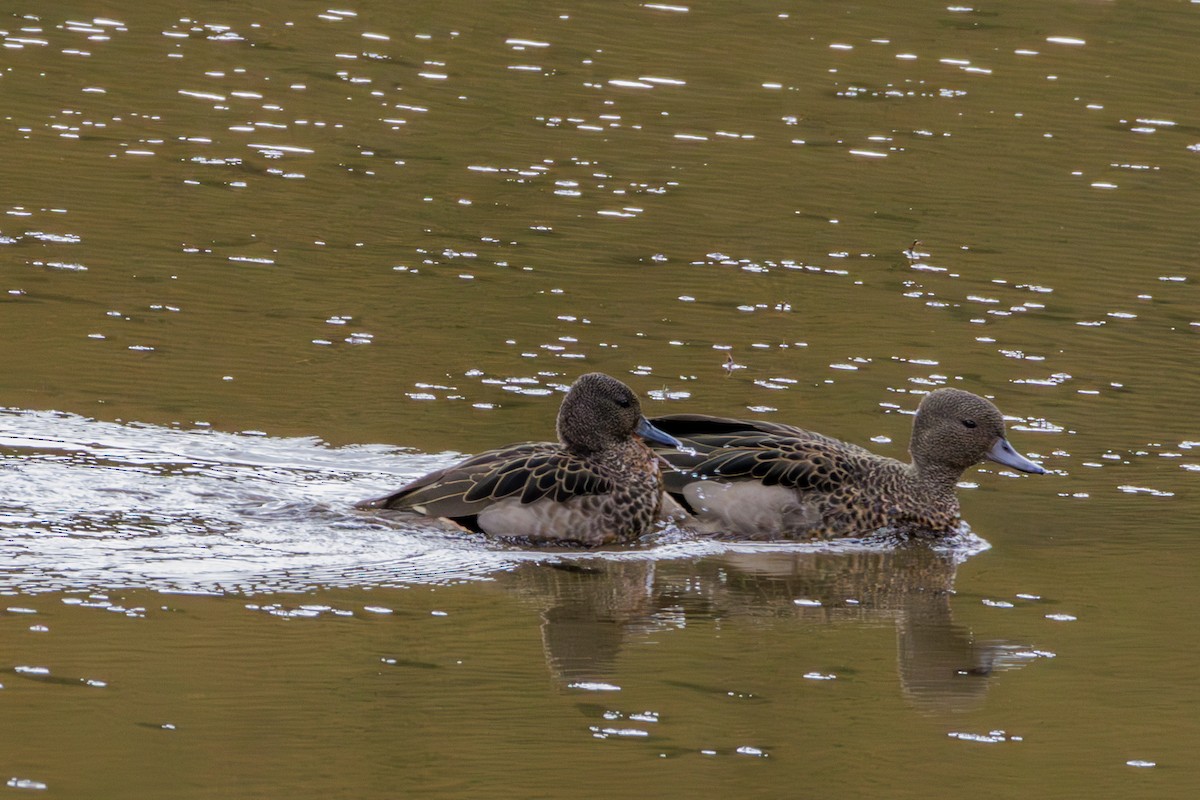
616 396 633 409
962 419 977 429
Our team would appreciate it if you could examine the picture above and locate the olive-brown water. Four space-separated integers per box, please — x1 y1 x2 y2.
2 1 1198 796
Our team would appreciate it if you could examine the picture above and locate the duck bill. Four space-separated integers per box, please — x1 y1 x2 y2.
636 417 684 450
986 436 1046 474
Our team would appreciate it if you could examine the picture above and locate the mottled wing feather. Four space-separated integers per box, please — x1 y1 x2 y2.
362 443 546 515
364 443 613 519
691 441 849 494
485 463 534 500
649 412 875 499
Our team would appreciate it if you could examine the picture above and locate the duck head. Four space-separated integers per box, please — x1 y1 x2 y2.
909 388 1045 477
557 373 682 455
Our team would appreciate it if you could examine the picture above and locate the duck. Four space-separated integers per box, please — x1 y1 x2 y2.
356 372 684 546
649 387 1045 540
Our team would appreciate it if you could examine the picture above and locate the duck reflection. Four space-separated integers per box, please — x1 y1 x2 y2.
505 546 1030 713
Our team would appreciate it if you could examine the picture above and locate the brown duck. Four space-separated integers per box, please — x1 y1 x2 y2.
650 388 1045 540
356 373 683 546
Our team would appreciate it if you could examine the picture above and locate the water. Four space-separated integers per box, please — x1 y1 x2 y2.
3 1 1199 796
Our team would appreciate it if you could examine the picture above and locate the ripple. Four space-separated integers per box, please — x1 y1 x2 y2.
6 777 48 791
948 730 1023 744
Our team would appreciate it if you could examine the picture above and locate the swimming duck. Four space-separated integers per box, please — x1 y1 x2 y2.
356 372 683 546
650 388 1045 540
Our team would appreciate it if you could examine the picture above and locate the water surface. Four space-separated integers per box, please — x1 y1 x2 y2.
3 1 1199 796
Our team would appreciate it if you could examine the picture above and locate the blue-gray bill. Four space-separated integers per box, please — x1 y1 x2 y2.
636 417 684 450
986 437 1045 474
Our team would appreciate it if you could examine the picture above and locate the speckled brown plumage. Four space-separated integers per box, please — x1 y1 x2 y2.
651 388 1045 540
356 373 682 546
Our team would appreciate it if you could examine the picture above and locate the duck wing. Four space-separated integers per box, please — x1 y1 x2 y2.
358 443 615 519
651 413 818 441
650 413 868 452
661 435 854 496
